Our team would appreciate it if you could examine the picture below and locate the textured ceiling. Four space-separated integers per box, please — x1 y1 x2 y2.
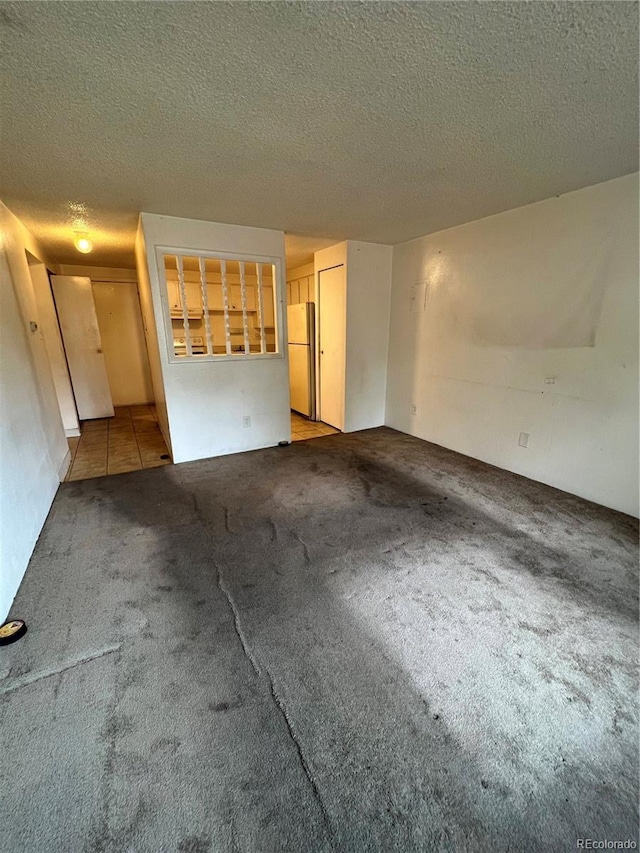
0 1 637 269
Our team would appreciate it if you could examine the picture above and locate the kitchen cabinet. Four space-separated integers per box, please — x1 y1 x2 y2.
261 284 275 327
287 275 314 306
167 279 202 318
207 283 224 311
204 282 256 312
229 283 256 311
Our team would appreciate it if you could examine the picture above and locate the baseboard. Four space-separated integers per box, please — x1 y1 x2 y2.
58 448 71 482
65 427 80 438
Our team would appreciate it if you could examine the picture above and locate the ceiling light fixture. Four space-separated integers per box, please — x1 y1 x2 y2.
74 232 93 254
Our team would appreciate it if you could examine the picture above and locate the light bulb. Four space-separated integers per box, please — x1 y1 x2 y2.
74 232 92 253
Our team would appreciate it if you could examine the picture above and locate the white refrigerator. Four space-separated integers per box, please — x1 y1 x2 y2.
287 302 316 419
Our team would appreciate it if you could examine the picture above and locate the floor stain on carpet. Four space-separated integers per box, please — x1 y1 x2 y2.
1 428 637 852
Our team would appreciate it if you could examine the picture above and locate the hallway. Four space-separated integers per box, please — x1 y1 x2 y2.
66 405 170 481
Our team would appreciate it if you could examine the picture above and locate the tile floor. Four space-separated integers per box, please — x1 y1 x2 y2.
66 405 171 481
65 408 333 481
290 411 339 441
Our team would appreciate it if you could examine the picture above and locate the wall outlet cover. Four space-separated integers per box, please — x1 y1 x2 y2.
518 432 530 448
410 404 417 415
243 415 252 428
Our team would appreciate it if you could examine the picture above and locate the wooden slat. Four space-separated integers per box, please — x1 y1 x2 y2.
239 261 251 354
198 258 214 356
220 259 232 355
255 263 266 354
166 253 277 358
175 255 192 356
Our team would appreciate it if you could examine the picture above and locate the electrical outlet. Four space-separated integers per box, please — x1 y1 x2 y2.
243 415 252 428
544 376 556 385
410 404 417 416
518 432 530 448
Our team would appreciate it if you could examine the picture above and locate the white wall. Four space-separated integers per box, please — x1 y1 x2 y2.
137 213 290 464
315 243 348 279
0 202 69 619
314 241 393 434
345 241 393 433
59 265 140 280
386 173 639 517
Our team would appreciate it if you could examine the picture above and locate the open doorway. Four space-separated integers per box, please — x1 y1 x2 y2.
60 275 171 481
26 257 172 481
53 273 171 480
286 261 341 441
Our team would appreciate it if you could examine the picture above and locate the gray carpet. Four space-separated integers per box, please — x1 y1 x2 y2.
1 427 638 852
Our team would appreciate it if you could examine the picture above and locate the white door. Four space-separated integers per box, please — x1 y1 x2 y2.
92 281 153 407
318 265 346 430
51 276 114 420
